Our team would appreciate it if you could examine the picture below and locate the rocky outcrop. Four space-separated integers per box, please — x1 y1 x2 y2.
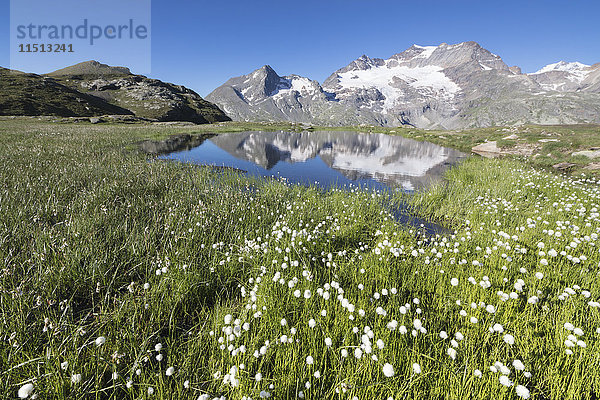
0 67 133 117
48 61 230 124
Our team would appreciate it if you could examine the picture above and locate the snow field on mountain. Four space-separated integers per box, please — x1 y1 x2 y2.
336 64 461 111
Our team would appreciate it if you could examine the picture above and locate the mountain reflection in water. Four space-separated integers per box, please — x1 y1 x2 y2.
159 131 466 191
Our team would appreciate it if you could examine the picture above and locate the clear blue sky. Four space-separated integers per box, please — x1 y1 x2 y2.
1 0 599 96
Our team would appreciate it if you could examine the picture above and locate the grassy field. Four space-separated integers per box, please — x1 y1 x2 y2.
2 118 600 399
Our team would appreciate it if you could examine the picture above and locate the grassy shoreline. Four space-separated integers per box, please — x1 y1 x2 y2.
2 119 600 399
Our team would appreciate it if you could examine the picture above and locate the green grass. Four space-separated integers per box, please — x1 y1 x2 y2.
2 119 600 399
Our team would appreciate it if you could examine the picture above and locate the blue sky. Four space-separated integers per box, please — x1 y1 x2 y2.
1 0 599 96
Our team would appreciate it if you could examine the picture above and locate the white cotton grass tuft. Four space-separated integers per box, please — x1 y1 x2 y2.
412 363 421 374
447 347 457 360
515 384 530 399
95 336 106 346
306 356 314 365
165 367 175 376
499 375 513 387
503 334 515 345
564 322 574 331
535 272 544 279
512 359 525 371
382 363 395 377
18 383 34 399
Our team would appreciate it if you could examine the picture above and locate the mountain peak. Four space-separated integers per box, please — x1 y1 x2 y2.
259 65 277 73
47 60 131 76
534 61 590 74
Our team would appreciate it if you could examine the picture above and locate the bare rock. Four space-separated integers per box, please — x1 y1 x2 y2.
552 162 577 171
583 162 600 170
472 141 501 158
572 150 600 159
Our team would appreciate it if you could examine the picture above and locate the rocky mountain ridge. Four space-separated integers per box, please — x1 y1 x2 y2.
206 42 600 129
0 61 230 124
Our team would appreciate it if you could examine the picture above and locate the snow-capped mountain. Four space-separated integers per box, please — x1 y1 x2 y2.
206 42 600 129
528 61 600 92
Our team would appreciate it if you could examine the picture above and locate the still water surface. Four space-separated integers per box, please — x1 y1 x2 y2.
159 131 466 191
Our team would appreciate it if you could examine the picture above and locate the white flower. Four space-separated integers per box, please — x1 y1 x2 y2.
564 322 574 331
499 375 512 387
325 337 332 347
306 356 314 365
512 359 525 371
455 332 464 341
143 282 150 290
412 363 421 374
470 317 478 324
224 314 233 324
61 361 69 370
485 305 496 314
255 372 263 381
503 334 515 345
573 327 584 336
447 347 457 360
535 272 544 279
95 336 106 346
439 331 448 339
147 387 154 395
166 367 175 376
155 343 163 352
156 354 163 361
304 290 311 299
493 323 504 333
18 383 34 399
354 348 363 359
382 363 395 377
516 385 530 399
308 319 316 328
450 278 459 286
474 369 482 378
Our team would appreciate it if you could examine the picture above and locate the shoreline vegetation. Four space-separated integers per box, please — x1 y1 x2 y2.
2 118 600 399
